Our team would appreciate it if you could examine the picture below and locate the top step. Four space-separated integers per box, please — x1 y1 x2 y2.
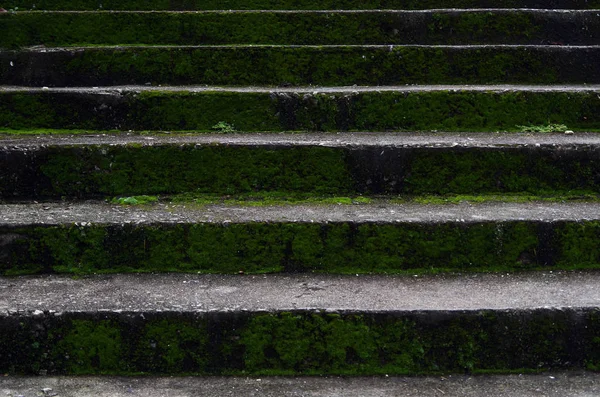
3 0 600 10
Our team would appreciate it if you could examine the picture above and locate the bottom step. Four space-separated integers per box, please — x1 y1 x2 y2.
1 272 599 375
1 372 599 397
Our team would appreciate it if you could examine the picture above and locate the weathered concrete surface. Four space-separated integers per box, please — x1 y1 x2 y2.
2 131 600 147
0 271 598 312
1 372 599 397
3 201 600 225
2 84 600 93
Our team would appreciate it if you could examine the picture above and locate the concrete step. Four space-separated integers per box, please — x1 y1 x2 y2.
3 200 600 274
0 271 599 374
2 373 600 397
4 0 600 10
4 45 600 87
2 10 599 48
1 85 599 131
3 132 600 198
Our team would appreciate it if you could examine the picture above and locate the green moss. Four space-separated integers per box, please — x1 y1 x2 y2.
112 195 159 205
53 319 124 374
401 149 590 195
9 217 600 275
351 91 600 132
518 124 569 133
240 312 422 374
130 91 280 131
584 310 600 370
33 144 353 197
555 222 600 266
134 318 210 373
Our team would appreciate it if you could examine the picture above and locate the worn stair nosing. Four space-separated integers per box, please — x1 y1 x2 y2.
3 84 600 93
9 44 600 51
2 131 600 148
9 8 600 13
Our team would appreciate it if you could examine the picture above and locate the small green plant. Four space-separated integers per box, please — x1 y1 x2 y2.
111 195 158 206
212 121 236 133
517 124 568 133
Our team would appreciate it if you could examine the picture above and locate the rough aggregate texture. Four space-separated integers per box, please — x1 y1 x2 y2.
1 373 600 397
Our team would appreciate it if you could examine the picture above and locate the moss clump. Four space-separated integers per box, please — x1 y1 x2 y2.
111 195 158 205
34 144 353 197
53 319 124 374
133 318 210 373
241 312 423 374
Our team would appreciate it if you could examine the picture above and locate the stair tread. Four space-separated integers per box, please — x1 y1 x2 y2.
1 131 599 147
12 44 600 49
1 372 599 396
2 271 599 313
3 84 600 93
4 200 600 226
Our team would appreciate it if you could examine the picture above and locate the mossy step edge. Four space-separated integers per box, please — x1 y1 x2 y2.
1 88 599 132
5 202 600 274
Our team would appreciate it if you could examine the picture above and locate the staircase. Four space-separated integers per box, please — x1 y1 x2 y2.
2 0 600 395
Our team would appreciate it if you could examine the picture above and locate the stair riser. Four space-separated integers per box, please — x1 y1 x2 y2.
2 90 599 131
4 46 600 86
2 11 599 48
0 309 596 375
4 219 600 274
3 144 600 198
4 0 600 10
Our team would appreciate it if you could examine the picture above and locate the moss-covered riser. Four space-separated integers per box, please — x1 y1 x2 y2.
2 90 600 132
4 144 600 198
3 0 600 10
0 309 597 375
2 11 598 48
4 220 600 275
4 46 600 86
